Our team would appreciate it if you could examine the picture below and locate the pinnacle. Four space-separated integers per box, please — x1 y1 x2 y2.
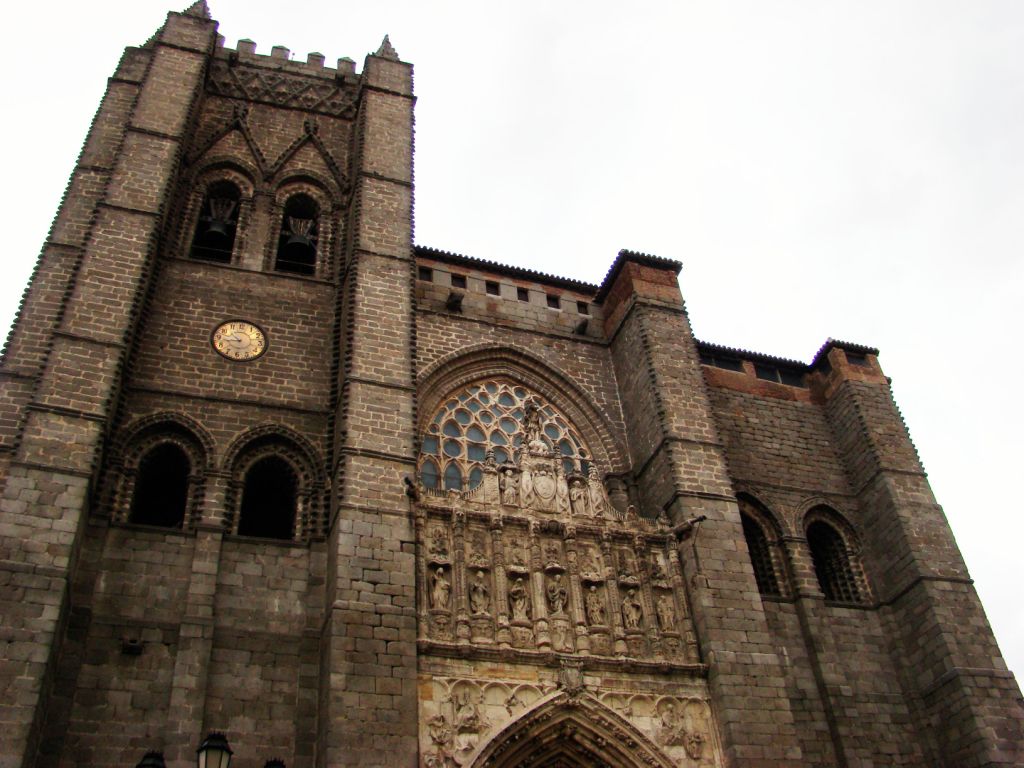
182 0 212 19
374 34 399 61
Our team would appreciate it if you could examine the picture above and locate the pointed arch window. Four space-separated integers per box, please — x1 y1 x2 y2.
418 379 592 492
129 443 190 528
238 456 298 540
191 181 240 262
274 194 319 275
807 519 861 603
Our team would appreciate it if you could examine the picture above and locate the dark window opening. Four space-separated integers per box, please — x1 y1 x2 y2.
546 294 561 309
418 266 433 282
741 514 780 597
485 280 500 296
238 456 297 540
130 443 190 528
451 273 467 290
274 194 319 276
517 287 529 302
807 520 860 603
754 363 778 382
191 181 241 263
846 351 870 367
576 301 589 315
779 369 805 387
699 352 744 372
755 363 806 387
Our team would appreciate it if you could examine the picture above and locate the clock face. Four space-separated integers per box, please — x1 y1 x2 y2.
211 320 267 361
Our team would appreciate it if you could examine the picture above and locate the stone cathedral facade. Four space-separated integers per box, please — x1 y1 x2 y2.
0 4 1020 767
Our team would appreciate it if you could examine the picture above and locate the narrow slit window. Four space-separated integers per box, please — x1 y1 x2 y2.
517 287 529 302
486 280 500 296
418 266 434 282
451 274 467 289
546 294 561 309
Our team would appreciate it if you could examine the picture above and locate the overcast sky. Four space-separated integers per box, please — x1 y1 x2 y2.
2 1 1020 682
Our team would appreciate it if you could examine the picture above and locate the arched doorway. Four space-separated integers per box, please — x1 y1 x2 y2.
464 692 676 768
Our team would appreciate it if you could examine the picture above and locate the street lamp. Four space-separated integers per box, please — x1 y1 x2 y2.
196 732 233 768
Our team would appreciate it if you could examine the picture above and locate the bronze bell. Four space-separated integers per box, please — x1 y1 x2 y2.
204 216 232 243
282 217 316 262
203 197 237 246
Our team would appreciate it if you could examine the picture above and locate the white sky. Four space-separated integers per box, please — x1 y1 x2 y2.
2 1 1020 684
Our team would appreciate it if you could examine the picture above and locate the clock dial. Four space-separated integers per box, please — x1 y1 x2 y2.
212 320 267 361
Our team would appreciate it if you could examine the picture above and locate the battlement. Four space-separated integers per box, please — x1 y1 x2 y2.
214 37 361 80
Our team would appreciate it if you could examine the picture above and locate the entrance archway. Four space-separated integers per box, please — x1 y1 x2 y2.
468 692 675 768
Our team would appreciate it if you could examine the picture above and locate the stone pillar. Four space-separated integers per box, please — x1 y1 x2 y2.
604 250 803 766
490 519 511 648
0 10 217 767
818 344 1023 765
319 42 418 767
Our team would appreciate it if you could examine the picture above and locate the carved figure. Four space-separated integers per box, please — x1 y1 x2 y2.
555 465 571 515
429 527 449 558
569 477 589 517
508 578 531 622
685 731 705 760
468 531 488 568
656 593 676 631
580 550 601 579
587 465 611 517
617 550 637 580
524 397 549 454
469 570 490 614
453 691 488 753
622 588 643 630
551 622 572 652
585 585 606 626
500 467 518 506
428 712 452 747
431 567 451 610
656 702 686 747
546 574 568 615
651 555 668 582
543 541 561 569
508 536 527 569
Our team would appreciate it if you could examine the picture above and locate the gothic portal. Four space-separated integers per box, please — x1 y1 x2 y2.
0 3 1020 767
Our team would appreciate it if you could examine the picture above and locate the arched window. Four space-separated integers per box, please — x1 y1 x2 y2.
191 181 241 262
418 379 592 492
237 456 298 539
741 513 780 597
274 194 319 275
129 443 190 528
807 520 861 603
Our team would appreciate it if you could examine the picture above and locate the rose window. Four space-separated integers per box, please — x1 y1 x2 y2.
419 379 592 491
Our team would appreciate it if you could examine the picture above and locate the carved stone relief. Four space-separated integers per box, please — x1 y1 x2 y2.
419 675 722 768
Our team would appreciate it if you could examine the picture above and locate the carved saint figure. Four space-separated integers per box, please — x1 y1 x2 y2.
587 465 611 517
547 574 568 615
431 567 451 611
585 585 605 626
580 550 600 579
657 702 686 747
685 731 705 760
508 578 531 622
651 555 668 582
555 465 571 515
499 467 518 506
469 570 490 614
524 397 549 454
656 592 676 631
429 527 449 558
569 477 589 517
617 550 637 580
453 691 488 753
621 588 643 630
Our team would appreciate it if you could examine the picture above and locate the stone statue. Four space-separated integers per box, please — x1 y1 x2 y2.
580 550 600 579
524 397 548 454
585 585 605 626
468 531 488 568
469 570 490 614
509 578 531 622
569 477 589 517
500 467 518 506
621 588 643 630
587 465 611 517
431 567 451 610
656 593 676 631
556 465 571 515
543 541 561 569
453 691 488 754
546 574 568 615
